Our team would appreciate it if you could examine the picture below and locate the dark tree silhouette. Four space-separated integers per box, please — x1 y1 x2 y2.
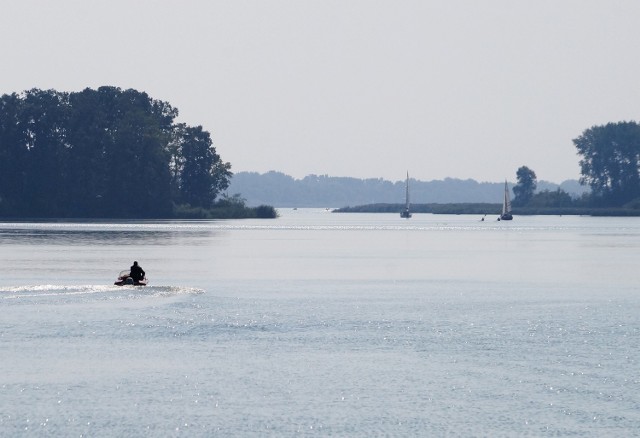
0 86 232 218
574 121 640 206
513 166 537 206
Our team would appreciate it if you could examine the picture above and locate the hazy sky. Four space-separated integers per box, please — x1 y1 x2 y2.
3 1 640 183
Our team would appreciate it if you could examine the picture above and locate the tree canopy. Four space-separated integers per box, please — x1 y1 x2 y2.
512 166 537 206
0 87 232 218
573 121 640 206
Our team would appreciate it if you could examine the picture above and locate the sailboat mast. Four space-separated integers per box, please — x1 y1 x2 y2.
502 182 507 215
503 180 511 214
400 171 412 218
405 172 410 208
498 179 513 220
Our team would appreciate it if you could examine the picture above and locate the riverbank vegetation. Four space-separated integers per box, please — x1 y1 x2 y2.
173 194 277 219
334 203 640 216
0 87 276 219
338 121 640 217
228 171 586 207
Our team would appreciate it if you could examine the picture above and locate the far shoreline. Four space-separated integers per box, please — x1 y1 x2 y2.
331 203 640 217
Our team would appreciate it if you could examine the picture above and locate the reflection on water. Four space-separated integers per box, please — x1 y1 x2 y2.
0 222 216 246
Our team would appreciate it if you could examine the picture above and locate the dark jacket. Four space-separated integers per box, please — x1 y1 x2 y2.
130 264 145 282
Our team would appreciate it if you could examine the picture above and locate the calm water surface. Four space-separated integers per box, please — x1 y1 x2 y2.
1 210 639 436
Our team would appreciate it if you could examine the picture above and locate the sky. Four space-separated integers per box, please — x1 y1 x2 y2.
3 1 640 184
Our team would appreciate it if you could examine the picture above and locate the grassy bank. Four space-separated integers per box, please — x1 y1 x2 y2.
173 203 278 219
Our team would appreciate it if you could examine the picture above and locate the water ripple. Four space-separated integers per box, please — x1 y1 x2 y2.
1 284 204 300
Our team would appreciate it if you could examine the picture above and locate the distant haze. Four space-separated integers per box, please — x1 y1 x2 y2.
227 171 588 207
3 1 640 183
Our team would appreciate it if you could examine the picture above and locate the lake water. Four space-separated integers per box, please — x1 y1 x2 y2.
1 209 639 437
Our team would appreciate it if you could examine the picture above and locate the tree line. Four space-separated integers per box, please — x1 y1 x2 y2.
512 121 640 210
335 121 640 215
1 86 638 217
228 171 586 208
0 87 276 218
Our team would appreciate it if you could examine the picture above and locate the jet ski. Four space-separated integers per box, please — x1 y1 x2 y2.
114 270 148 286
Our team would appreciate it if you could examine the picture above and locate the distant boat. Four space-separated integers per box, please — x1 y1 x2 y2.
499 180 513 221
400 172 412 218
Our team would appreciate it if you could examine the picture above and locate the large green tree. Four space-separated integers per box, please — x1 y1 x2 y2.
169 124 231 208
65 86 177 217
0 92 30 214
573 121 640 206
0 89 72 216
0 86 232 218
512 166 537 206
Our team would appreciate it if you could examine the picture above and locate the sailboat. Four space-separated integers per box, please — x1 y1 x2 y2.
499 180 513 221
400 172 412 218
